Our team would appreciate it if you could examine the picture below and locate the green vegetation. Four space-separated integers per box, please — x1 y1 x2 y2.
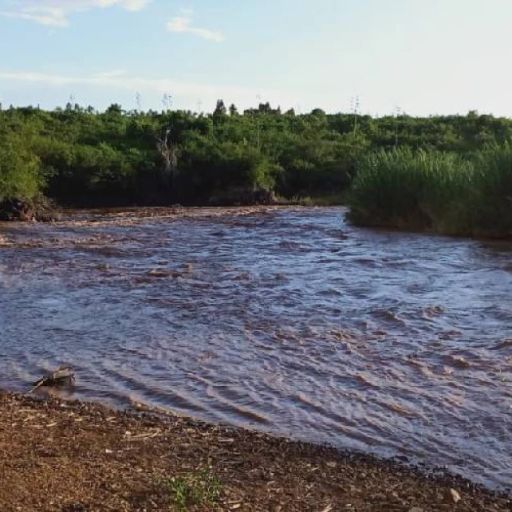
1 102 511 236
0 131 42 202
349 145 512 237
165 467 222 511
0 102 370 206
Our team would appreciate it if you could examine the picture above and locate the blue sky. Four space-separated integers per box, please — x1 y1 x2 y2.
0 0 511 115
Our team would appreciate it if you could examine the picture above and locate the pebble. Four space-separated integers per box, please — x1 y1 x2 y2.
450 488 462 503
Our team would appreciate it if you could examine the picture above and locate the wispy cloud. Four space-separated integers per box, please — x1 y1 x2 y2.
0 0 151 27
0 69 288 110
167 15 224 42
0 69 265 99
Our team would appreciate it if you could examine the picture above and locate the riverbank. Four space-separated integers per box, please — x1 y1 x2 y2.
0 195 345 224
348 147 512 239
0 197 60 222
0 392 509 512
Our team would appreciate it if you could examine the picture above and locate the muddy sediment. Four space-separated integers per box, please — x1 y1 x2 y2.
1 207 512 489
0 392 510 512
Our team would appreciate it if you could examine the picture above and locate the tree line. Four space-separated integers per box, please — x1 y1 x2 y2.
1 101 511 208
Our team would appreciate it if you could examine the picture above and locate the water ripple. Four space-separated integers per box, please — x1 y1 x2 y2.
1 207 511 488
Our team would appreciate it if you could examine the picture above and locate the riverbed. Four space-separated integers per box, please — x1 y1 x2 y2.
0 206 511 488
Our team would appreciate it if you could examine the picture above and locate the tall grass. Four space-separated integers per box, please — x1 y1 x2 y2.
470 146 512 236
348 145 512 238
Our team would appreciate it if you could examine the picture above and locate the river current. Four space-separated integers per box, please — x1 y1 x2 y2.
1 207 511 488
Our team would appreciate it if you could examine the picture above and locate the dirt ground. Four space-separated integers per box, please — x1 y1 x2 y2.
0 392 509 512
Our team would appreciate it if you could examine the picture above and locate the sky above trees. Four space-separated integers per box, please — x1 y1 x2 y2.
1 0 511 116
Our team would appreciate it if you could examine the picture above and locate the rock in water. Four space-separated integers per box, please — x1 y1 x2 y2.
31 366 75 392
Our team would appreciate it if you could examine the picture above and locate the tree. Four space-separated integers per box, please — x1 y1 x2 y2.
156 127 179 187
106 104 123 116
213 99 227 118
0 132 42 201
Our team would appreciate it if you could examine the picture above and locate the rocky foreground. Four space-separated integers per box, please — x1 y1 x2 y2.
0 392 509 512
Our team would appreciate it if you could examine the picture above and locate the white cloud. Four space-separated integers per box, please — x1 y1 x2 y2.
0 0 151 26
167 15 224 42
0 69 251 96
93 69 128 79
0 69 289 111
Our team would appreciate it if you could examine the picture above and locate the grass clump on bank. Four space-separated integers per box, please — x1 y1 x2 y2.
165 467 222 511
348 145 512 238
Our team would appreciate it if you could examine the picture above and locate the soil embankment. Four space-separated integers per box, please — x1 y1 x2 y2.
0 392 509 512
0 198 60 222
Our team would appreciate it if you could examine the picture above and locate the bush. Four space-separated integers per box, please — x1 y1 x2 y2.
176 136 281 203
0 133 42 202
348 146 512 237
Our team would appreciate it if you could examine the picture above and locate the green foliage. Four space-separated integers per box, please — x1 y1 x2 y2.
177 135 281 202
0 131 42 202
166 467 222 511
349 146 512 237
470 144 512 236
213 99 227 119
1 104 512 218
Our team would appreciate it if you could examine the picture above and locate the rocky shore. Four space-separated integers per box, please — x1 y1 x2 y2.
0 198 60 222
0 392 509 512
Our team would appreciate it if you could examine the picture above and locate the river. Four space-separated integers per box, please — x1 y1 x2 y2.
1 206 511 488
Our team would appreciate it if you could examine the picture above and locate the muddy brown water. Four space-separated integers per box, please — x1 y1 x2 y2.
1 207 511 488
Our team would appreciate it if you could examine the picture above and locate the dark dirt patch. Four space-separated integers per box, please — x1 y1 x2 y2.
0 392 509 511
0 197 60 222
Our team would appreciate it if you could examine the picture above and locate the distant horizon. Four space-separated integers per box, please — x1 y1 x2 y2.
1 100 506 120
1 0 512 117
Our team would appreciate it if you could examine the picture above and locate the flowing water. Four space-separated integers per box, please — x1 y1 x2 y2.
1 207 511 488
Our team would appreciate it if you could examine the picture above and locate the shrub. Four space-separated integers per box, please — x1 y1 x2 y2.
348 146 512 237
0 133 42 202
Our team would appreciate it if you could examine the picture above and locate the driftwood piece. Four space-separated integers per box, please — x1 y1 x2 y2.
30 366 75 393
